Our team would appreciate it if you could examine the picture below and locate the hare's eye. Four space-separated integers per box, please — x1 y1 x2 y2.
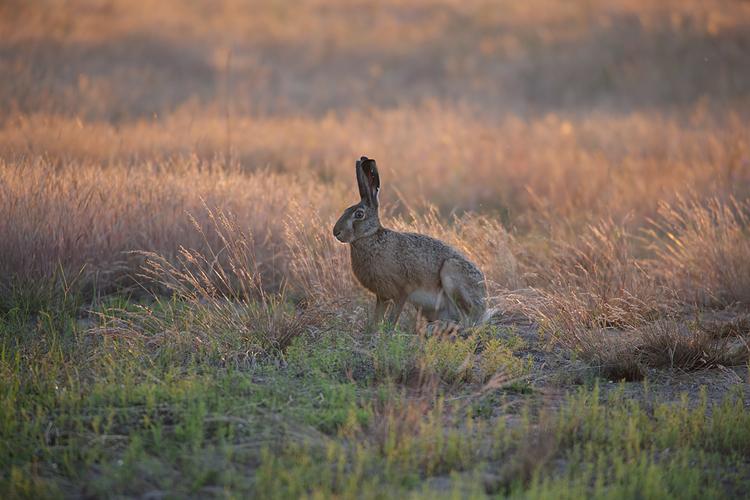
354 209 365 219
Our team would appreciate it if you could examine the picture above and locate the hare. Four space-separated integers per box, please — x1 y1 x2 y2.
333 156 487 330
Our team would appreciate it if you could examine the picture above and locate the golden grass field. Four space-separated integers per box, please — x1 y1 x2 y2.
2 0 750 498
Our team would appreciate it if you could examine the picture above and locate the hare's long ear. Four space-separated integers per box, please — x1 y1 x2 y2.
356 156 380 208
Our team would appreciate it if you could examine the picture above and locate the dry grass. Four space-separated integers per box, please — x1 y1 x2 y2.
532 309 749 382
4 111 745 222
525 199 750 378
94 207 331 365
648 196 750 306
3 114 747 308
636 320 748 372
529 218 672 329
1 0 749 376
284 202 361 306
0 160 344 306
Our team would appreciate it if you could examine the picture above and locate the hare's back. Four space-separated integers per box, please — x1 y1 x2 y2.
391 231 484 286
393 231 464 267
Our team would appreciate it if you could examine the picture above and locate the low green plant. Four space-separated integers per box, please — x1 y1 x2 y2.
422 334 477 383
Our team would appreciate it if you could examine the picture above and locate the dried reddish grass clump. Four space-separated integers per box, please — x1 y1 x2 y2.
635 320 748 372
530 314 748 383
523 208 750 379
284 201 362 306
528 218 673 338
94 206 329 365
0 159 344 304
648 196 750 306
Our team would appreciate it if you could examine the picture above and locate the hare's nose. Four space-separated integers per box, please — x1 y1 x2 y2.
333 228 342 238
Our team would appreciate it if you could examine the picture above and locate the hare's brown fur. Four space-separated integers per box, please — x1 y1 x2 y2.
334 156 487 329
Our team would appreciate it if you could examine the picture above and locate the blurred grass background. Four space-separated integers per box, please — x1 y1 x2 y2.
2 0 750 119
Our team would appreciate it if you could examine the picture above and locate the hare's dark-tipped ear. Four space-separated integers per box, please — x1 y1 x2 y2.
356 156 380 207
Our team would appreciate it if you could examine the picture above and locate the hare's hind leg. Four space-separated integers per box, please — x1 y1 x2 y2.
440 259 485 323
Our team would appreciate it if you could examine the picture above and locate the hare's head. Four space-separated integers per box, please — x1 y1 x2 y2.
333 156 381 243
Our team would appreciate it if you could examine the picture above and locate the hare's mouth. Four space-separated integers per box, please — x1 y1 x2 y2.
333 229 350 243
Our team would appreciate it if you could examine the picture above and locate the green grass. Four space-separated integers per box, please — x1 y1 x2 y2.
1 297 749 499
